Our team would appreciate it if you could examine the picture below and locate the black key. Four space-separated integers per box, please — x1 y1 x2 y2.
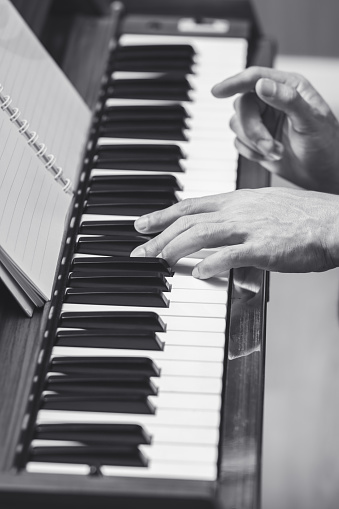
93 160 183 172
84 201 175 216
68 274 171 291
50 357 161 377
30 445 148 467
95 144 184 161
89 175 183 192
99 124 186 141
56 329 164 350
114 44 195 59
106 80 192 101
86 190 177 204
71 257 173 276
64 288 169 307
79 219 137 236
41 394 155 414
102 104 188 121
79 220 155 238
59 311 166 331
46 376 158 397
111 59 193 72
76 238 146 256
34 423 152 446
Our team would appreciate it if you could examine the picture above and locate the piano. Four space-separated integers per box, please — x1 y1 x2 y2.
0 1 273 507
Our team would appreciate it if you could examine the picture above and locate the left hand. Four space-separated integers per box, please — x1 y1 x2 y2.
130 188 339 278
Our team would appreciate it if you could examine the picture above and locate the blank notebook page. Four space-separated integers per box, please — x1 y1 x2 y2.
0 0 91 183
0 108 71 299
0 0 92 300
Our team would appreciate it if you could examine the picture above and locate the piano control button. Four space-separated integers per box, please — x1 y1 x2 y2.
50 357 161 378
34 423 152 446
56 330 165 351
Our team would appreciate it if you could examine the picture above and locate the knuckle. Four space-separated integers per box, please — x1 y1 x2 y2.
293 72 309 86
174 215 193 231
143 238 160 255
178 198 195 215
192 223 214 243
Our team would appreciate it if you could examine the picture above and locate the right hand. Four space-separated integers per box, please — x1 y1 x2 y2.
212 67 339 194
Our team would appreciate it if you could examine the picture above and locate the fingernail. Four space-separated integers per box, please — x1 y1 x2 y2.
259 78 276 98
192 266 200 279
211 83 223 97
257 139 284 161
135 216 148 232
130 246 146 257
257 139 274 155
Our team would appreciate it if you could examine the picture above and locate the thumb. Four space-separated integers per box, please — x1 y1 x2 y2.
256 78 317 133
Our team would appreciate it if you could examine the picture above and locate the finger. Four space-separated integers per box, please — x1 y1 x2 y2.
234 93 284 157
159 222 245 266
234 138 280 164
211 66 303 98
230 113 283 160
255 78 319 133
134 194 232 234
192 244 257 279
131 212 216 258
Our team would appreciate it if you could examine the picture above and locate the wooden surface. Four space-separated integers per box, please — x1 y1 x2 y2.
252 0 339 57
262 56 339 509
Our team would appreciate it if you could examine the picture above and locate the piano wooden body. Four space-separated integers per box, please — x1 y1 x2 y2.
0 1 274 507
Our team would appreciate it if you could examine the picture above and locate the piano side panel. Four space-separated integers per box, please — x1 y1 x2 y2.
217 37 275 509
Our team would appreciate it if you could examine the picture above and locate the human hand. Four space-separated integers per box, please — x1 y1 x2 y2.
130 189 339 278
212 67 339 194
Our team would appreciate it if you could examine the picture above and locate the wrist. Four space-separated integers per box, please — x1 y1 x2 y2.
323 210 339 269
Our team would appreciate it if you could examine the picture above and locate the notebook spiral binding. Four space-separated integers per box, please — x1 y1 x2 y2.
0 84 73 194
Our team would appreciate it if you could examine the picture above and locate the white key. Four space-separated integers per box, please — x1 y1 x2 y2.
157 330 225 348
101 462 216 481
37 408 220 428
167 275 228 290
52 345 224 362
168 288 227 304
61 302 226 318
26 463 90 475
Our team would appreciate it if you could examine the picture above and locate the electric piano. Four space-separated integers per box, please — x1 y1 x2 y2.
0 1 273 507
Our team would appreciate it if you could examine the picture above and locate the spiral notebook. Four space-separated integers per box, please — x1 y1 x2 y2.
0 0 92 316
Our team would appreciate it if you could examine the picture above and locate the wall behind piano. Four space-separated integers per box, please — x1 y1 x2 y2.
252 0 339 56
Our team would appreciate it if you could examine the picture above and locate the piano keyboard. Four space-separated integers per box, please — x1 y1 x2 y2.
25 32 248 481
